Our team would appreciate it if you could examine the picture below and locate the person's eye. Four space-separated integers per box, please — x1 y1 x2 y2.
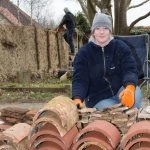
103 27 108 30
96 27 100 30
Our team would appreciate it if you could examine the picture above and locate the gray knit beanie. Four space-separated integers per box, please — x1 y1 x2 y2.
64 7 70 13
91 13 112 32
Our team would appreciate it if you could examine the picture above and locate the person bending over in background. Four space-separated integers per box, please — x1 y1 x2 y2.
57 7 76 56
72 13 142 110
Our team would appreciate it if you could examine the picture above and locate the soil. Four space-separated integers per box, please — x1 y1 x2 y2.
0 81 73 111
0 86 149 110
0 98 148 111
0 91 68 111
0 102 45 110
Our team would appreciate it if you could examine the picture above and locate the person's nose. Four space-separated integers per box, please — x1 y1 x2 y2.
99 28 104 33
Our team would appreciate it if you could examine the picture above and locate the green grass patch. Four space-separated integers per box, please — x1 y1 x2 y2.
141 85 150 99
29 92 54 99
0 90 68 103
0 78 71 88
0 78 71 103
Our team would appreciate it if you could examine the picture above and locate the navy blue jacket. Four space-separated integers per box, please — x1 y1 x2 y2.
58 12 75 30
72 39 138 107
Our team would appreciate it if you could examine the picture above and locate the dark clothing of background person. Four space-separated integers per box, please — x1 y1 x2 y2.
57 8 76 55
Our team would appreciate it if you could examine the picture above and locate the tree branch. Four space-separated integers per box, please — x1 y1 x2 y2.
128 0 149 10
95 0 102 8
88 0 96 14
78 0 88 17
126 0 132 8
129 11 150 31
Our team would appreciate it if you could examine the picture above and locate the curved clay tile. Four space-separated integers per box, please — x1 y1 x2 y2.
124 137 150 150
30 122 59 138
32 96 79 136
30 137 67 150
135 147 150 150
72 137 113 150
29 119 78 149
63 125 79 149
0 123 31 150
39 122 60 133
73 120 121 149
121 121 150 148
33 117 67 136
33 109 63 127
29 130 64 149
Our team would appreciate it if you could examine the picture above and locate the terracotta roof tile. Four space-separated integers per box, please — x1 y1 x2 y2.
0 0 41 27
0 6 21 25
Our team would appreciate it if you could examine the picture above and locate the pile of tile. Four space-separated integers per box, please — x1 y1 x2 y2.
77 104 138 135
23 109 38 125
29 95 79 150
121 121 150 149
138 106 150 120
0 123 30 150
72 120 121 150
0 107 37 125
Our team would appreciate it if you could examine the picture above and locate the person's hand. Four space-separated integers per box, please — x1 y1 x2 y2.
55 28 59 33
119 85 135 108
73 98 83 108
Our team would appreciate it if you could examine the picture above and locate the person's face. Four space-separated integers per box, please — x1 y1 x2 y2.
93 27 111 45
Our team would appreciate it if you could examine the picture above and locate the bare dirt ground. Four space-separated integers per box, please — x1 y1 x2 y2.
0 98 148 111
0 102 45 110
0 84 149 110
0 85 70 110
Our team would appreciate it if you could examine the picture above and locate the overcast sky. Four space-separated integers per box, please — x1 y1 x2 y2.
11 0 150 26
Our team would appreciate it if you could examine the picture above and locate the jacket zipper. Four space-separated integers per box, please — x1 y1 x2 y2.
102 47 114 96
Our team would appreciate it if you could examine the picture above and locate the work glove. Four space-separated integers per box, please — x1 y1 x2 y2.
119 85 135 108
73 98 83 108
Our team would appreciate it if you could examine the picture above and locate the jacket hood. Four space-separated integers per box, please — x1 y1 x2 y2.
89 35 114 47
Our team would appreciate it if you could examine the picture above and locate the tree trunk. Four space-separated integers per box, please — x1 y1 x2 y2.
101 0 111 15
87 0 96 25
78 0 150 35
114 0 129 35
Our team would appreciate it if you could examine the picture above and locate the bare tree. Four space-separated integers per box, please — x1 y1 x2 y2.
38 11 58 29
22 0 48 25
78 0 111 25
77 0 150 35
16 0 20 23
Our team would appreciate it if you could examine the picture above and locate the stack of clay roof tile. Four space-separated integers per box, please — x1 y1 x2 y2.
72 120 121 150
0 121 11 132
0 107 37 126
77 104 138 135
0 123 30 150
29 95 79 150
121 121 150 149
23 109 38 125
138 106 150 120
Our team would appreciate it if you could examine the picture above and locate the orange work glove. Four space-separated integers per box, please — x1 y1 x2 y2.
73 98 83 108
119 85 135 108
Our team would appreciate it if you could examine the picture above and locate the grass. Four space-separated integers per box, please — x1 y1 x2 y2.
0 78 71 88
141 85 150 99
0 78 71 103
0 78 149 104
0 91 61 103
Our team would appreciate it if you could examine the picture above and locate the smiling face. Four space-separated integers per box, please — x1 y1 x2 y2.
93 26 111 46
